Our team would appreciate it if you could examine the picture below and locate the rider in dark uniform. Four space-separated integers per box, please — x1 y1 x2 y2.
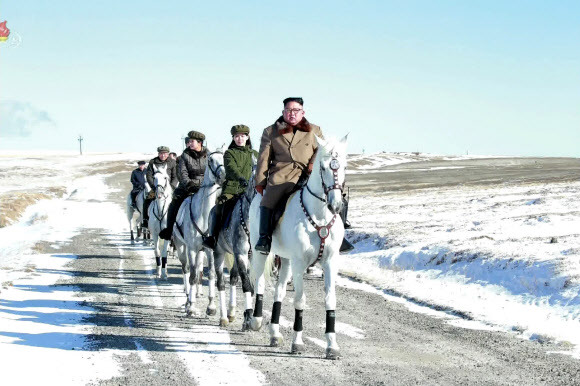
159 130 207 240
202 124 258 250
130 161 147 208
142 146 179 228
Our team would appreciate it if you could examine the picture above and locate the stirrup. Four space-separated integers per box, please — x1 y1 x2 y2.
159 228 172 240
202 236 217 250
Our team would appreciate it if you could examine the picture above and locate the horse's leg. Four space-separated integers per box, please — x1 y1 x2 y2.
322 258 340 359
269 257 292 347
196 248 205 298
228 260 239 323
214 249 227 325
206 250 216 315
250 252 268 331
160 239 169 280
237 252 254 331
290 261 307 355
186 248 198 316
176 240 189 295
152 234 162 278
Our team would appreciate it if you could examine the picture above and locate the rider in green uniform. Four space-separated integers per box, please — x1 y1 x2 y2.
202 124 258 250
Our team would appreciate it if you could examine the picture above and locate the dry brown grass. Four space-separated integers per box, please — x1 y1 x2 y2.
0 189 67 228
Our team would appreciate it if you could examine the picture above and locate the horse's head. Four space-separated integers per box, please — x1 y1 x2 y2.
312 134 348 214
205 146 226 186
153 164 171 200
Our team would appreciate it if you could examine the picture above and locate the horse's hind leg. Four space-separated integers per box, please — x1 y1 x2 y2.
176 240 189 295
214 250 228 326
322 259 340 360
185 248 198 316
205 250 217 316
228 261 239 323
236 251 253 331
269 257 292 347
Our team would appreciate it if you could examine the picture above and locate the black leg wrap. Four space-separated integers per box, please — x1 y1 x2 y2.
271 301 282 324
294 309 303 332
155 256 161 266
161 257 167 268
253 294 263 317
325 310 336 333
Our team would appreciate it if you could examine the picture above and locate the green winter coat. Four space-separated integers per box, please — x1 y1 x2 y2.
221 144 258 199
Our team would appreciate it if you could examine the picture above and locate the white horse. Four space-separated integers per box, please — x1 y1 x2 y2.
126 184 151 243
148 164 173 280
249 135 347 359
173 148 225 317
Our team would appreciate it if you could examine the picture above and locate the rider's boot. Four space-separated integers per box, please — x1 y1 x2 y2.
202 202 223 250
339 237 354 253
255 206 273 254
159 200 178 240
339 195 354 252
142 197 153 228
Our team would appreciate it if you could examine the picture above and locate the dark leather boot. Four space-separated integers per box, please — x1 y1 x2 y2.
255 207 273 253
339 237 354 253
202 203 223 250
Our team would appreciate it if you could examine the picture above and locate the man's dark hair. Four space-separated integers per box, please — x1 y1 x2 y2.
184 137 191 145
283 97 304 107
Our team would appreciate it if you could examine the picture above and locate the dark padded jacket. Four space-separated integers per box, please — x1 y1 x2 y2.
177 147 207 194
130 168 146 191
146 157 178 190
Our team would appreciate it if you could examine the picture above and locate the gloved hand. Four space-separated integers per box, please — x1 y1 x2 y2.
238 178 248 188
255 185 264 195
187 180 200 192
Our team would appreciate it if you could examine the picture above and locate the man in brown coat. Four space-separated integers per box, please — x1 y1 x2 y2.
254 97 323 252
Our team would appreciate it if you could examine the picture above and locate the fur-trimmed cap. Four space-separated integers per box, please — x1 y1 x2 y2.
137 161 146 165
188 130 205 141
230 124 250 136
157 146 170 153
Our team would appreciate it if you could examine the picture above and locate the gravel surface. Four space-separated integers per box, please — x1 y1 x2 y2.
40 159 580 385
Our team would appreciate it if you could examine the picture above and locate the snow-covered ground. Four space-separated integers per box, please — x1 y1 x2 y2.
0 152 265 385
1 151 579 384
343 152 580 358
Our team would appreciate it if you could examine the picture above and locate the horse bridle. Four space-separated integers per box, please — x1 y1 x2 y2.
207 151 225 181
300 153 343 261
306 153 343 203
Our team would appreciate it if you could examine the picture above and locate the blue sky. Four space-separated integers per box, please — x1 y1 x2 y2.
0 1 578 156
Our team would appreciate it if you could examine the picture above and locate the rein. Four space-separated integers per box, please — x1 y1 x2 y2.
300 154 342 262
239 196 252 258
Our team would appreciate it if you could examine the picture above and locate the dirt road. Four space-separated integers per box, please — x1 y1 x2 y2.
44 161 580 385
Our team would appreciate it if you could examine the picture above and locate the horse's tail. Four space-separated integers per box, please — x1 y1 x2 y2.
225 252 234 270
250 252 276 285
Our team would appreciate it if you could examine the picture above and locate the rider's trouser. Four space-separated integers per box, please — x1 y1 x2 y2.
163 190 188 234
130 189 141 206
143 197 153 222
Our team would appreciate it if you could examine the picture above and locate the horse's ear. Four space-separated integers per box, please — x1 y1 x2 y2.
315 135 327 148
340 133 349 144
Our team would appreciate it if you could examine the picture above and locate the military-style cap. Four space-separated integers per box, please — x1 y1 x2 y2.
230 124 250 136
157 146 170 153
137 161 146 165
188 130 205 141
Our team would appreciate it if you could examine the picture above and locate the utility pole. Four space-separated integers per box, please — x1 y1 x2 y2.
78 135 83 155
181 136 187 150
